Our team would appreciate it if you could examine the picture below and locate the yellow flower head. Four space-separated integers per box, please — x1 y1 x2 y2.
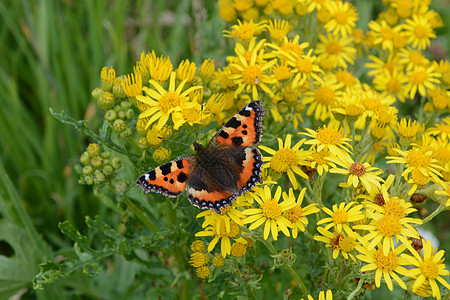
223 19 267 42
259 134 310 189
243 185 296 241
401 240 450 300
136 72 203 130
324 0 358 37
403 14 436 50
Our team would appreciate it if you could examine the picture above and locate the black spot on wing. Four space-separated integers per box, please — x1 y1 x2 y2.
232 137 244 146
219 131 229 139
148 170 156 180
176 160 184 169
160 162 172 175
225 117 241 129
177 172 188 183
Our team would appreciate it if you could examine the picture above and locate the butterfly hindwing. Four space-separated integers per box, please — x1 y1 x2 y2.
136 155 194 197
186 168 238 214
212 100 266 147
234 147 264 193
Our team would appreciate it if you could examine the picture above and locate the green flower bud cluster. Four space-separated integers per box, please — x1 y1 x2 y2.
106 100 135 138
78 143 121 185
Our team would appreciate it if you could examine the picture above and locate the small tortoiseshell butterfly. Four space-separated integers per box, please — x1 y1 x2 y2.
136 100 266 213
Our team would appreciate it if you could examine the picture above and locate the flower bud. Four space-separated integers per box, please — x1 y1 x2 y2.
83 165 94 176
98 91 115 110
91 156 103 168
111 157 121 169
113 119 126 132
105 110 117 122
102 165 114 176
80 151 91 165
120 127 132 138
87 144 101 157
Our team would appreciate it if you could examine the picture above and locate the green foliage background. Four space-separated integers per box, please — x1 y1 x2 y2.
0 0 449 299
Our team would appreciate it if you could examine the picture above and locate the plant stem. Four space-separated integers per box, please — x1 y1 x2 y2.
420 205 447 226
123 198 160 232
346 276 364 300
261 238 309 296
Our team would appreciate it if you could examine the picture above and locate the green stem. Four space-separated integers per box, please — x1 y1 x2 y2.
261 239 309 296
420 205 447 226
123 198 160 232
346 276 364 300
234 259 258 300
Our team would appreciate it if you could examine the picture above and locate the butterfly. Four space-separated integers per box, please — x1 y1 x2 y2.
136 100 266 214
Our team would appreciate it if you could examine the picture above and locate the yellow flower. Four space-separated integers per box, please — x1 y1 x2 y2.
301 124 353 161
328 156 384 194
171 101 204 130
334 69 360 90
387 147 444 185
314 226 358 261
176 59 197 82
354 208 422 256
147 52 173 82
315 33 356 68
101 66 116 90
285 49 324 88
373 68 409 102
199 58 215 78
302 75 343 121
399 47 430 71
368 20 403 51
283 188 319 238
228 49 277 100
403 14 436 50
301 290 333 300
317 202 364 234
365 54 400 78
401 240 450 300
324 0 358 37
356 242 411 291
189 252 208 267
196 265 212 279
121 72 142 98
427 117 450 140
266 19 291 42
219 3 236 23
432 59 450 85
258 134 310 189
243 185 296 240
195 214 246 257
223 19 267 42
309 148 337 176
136 72 203 130
405 66 441 98
427 87 450 110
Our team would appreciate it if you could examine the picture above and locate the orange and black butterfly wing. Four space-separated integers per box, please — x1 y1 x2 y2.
211 100 266 148
136 155 194 197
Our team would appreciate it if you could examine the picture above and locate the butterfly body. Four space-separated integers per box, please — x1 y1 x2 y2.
136 100 266 213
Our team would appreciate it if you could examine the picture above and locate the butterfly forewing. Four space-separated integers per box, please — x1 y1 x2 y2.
136 156 194 197
212 100 266 147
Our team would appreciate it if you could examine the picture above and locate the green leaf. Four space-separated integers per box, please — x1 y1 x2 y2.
0 221 40 298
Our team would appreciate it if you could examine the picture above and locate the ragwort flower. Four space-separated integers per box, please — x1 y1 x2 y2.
136 72 202 130
259 134 310 189
243 185 296 241
401 240 450 300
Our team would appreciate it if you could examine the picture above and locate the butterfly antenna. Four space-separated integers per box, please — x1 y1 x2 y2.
157 136 191 147
198 104 203 143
